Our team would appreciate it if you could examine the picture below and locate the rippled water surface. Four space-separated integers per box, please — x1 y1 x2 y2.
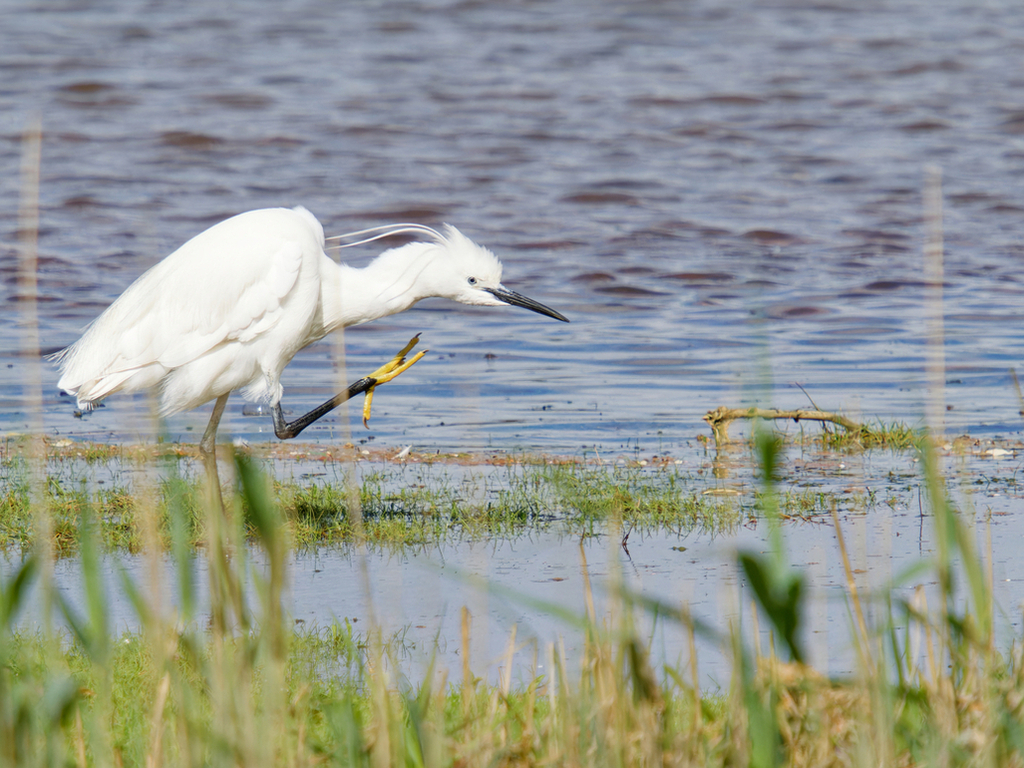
2 0 1024 453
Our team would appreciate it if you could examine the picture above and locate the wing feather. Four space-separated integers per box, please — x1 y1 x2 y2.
56 207 318 408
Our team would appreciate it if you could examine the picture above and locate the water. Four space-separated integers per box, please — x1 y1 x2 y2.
3 0 1024 683
2 0 1024 453
7 446 1024 685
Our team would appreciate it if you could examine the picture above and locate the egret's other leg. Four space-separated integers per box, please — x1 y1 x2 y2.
200 393 230 457
272 335 427 439
200 393 229 516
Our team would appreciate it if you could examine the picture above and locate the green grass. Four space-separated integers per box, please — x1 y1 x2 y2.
818 419 922 451
3 619 721 768
0 432 1000 554
0 454 744 553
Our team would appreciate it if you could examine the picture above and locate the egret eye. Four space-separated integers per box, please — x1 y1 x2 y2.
467 277 478 286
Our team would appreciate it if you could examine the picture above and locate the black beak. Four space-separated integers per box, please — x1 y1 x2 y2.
485 286 569 322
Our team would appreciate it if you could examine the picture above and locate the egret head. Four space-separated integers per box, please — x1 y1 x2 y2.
434 224 569 322
330 221 570 323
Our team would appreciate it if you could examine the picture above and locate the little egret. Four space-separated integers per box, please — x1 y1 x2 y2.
53 206 568 455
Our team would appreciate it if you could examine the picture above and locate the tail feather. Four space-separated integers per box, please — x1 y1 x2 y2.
56 350 167 411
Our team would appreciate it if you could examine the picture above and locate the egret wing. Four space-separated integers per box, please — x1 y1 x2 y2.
56 209 313 403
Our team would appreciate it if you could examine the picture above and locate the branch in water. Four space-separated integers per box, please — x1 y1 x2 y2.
702 406 862 446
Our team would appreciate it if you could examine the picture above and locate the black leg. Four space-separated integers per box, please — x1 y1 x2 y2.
272 376 378 440
272 334 426 440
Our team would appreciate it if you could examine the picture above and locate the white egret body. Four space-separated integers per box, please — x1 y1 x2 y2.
53 206 567 451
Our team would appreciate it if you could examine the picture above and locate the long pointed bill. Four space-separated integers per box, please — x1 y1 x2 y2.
485 286 570 322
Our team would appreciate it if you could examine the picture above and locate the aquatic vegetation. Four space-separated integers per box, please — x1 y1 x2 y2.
0 448 748 552
1 434 1023 766
819 419 922 451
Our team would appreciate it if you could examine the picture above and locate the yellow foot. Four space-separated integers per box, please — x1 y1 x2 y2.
363 334 428 427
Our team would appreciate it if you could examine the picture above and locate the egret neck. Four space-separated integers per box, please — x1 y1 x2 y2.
320 241 440 331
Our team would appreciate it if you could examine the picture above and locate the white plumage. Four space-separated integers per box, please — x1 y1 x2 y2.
53 206 567 449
